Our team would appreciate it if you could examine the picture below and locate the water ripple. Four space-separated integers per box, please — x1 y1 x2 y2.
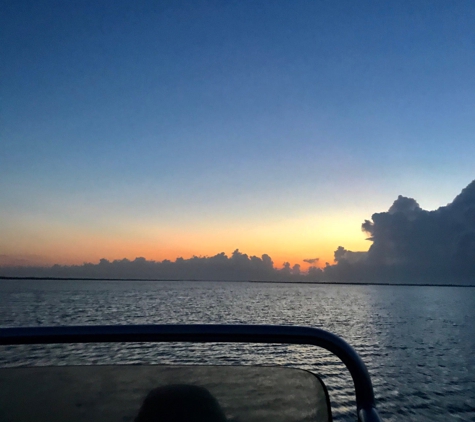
1 280 474 421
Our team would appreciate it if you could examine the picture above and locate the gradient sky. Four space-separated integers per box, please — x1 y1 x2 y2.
1 1 475 268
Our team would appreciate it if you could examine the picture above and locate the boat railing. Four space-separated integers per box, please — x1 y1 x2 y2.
0 324 382 422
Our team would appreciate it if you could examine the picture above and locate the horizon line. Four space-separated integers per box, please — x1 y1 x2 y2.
1 276 474 288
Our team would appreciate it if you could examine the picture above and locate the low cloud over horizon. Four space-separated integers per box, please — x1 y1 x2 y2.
2 180 475 284
0 250 310 281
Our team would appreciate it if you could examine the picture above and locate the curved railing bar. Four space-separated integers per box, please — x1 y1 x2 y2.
0 324 382 422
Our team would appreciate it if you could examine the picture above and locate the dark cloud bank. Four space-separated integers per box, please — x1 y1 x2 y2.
2 181 475 284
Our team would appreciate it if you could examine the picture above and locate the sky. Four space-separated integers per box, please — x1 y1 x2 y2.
1 1 475 270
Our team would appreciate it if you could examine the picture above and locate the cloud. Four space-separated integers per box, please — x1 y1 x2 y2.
333 247 367 264
327 180 475 283
2 181 474 284
0 249 313 282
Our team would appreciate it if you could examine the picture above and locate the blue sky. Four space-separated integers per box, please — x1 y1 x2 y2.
1 1 474 267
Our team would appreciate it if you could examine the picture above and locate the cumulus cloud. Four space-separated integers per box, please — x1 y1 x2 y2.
0 249 315 282
328 180 475 283
2 181 474 284
333 247 367 264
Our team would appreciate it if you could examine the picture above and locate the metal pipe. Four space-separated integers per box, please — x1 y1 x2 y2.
0 324 382 421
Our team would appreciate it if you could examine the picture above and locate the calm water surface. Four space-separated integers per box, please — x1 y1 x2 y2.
1 280 474 421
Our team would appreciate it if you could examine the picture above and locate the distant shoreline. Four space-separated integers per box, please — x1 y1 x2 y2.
1 276 474 287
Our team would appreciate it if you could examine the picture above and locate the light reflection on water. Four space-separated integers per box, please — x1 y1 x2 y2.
1 280 474 421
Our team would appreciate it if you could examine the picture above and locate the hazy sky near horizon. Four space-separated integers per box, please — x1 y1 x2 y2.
1 1 475 268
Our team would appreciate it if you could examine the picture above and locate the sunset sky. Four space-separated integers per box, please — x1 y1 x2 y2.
1 1 474 269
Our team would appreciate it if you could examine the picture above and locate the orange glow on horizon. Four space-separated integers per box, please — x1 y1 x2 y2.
0 211 371 271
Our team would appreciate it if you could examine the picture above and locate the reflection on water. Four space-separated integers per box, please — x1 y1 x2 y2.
1 280 474 421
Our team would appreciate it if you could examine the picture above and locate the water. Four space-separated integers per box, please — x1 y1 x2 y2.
1 279 474 421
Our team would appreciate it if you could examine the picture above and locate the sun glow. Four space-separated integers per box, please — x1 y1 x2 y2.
0 209 370 271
